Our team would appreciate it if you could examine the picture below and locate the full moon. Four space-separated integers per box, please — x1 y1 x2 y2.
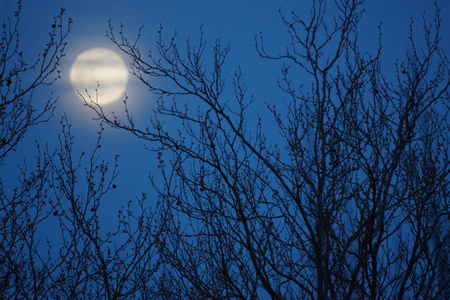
70 48 129 105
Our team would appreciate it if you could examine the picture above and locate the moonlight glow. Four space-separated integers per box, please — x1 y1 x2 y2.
70 48 129 105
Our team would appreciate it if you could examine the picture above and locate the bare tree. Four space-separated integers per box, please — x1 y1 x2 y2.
47 116 164 299
1 113 165 298
86 0 450 298
0 1 70 163
0 1 71 297
1 0 448 299
0 2 165 299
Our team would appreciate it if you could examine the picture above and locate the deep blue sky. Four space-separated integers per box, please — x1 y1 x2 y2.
1 0 449 224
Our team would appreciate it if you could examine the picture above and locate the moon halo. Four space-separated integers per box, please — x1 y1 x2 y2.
70 47 129 105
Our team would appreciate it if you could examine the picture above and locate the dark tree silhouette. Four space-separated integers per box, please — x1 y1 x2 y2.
0 0 449 299
0 2 163 298
0 1 70 163
0 2 71 297
87 0 450 298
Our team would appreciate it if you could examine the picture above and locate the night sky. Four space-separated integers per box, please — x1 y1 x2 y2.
1 0 450 266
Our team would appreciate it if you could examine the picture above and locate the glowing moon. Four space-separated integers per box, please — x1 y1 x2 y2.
70 48 128 105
